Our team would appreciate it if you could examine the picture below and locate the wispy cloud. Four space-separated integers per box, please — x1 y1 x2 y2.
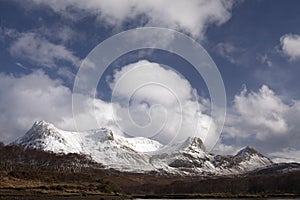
215 42 240 64
257 54 273 67
21 0 235 39
0 27 20 41
270 149 300 163
9 32 80 68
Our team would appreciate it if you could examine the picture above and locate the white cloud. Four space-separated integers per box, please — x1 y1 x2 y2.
24 0 234 38
0 60 216 150
110 60 193 105
106 60 216 146
223 85 300 156
9 32 80 68
57 67 76 83
0 70 115 144
280 33 300 60
233 85 289 140
1 68 299 160
0 70 74 142
270 149 300 163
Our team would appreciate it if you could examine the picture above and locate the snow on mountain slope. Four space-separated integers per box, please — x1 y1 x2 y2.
149 137 216 175
14 121 161 172
212 146 273 175
234 146 272 171
13 121 273 175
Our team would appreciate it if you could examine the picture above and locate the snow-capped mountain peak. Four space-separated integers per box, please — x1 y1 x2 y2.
182 137 206 151
13 121 273 176
14 121 162 171
236 146 259 157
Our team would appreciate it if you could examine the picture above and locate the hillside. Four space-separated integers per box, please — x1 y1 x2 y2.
0 143 300 198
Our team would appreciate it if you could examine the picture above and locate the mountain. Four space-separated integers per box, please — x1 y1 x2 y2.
13 121 273 176
14 121 160 172
212 146 273 174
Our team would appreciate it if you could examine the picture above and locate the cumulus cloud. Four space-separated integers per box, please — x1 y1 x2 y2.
233 85 289 140
223 85 300 158
0 60 216 150
280 33 300 60
9 32 80 68
0 70 116 143
0 70 74 142
23 0 234 38
109 61 193 105
1 67 299 160
106 60 216 146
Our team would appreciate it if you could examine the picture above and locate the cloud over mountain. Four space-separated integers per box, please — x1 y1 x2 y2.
0 70 74 142
106 60 215 145
222 85 300 160
0 61 215 149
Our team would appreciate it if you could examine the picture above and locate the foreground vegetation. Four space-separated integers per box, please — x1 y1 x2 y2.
0 143 299 198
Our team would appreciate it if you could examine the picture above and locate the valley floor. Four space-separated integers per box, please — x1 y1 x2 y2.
0 169 300 199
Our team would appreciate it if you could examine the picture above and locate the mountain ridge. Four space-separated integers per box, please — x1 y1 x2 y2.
13 121 273 176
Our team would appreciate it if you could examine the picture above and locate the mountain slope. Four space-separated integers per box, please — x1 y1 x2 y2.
14 121 161 172
13 121 273 175
213 146 273 174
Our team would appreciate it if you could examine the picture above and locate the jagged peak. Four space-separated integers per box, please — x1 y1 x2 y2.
23 121 121 146
31 120 57 130
236 146 259 157
17 121 63 143
33 120 53 126
11 120 275 174
182 136 206 151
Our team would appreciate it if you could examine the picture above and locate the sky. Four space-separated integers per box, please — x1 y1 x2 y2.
0 0 300 162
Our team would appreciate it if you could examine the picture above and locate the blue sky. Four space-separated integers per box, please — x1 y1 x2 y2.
1 0 300 162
